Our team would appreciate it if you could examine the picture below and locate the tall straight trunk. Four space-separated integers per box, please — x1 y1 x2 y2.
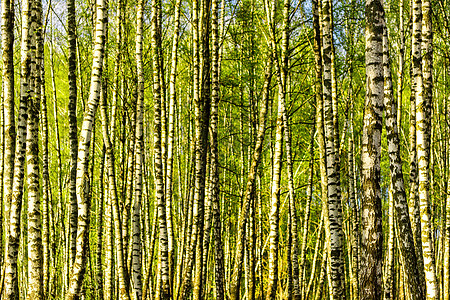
383 20 424 300
267 67 283 300
151 0 170 298
166 0 182 287
419 0 438 297
209 6 226 285
193 0 211 297
67 0 78 271
65 0 108 297
410 0 426 288
4 0 33 296
132 0 145 298
37 1 49 296
322 0 346 296
229 53 273 300
1 0 15 261
246 4 257 299
275 1 301 298
27 0 43 298
266 0 289 297
360 0 384 297
313 0 333 298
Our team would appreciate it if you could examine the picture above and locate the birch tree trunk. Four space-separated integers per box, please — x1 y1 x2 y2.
27 0 43 298
277 1 301 298
166 0 182 287
322 0 346 296
4 0 33 296
67 0 78 271
267 67 283 300
193 0 212 296
131 0 144 299
410 0 426 288
151 0 171 297
360 0 384 297
39 15 50 298
210 0 225 297
418 0 438 296
1 0 15 266
65 0 108 297
383 19 424 300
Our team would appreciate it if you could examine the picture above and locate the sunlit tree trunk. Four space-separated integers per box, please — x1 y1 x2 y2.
166 0 182 287
209 0 225 292
410 0 426 289
322 0 346 296
360 0 384 297
418 0 438 297
65 0 108 298
193 0 211 297
4 0 33 296
151 0 171 297
1 0 15 273
37 0 49 296
383 19 424 300
67 0 78 272
267 64 283 300
131 0 144 298
27 0 43 298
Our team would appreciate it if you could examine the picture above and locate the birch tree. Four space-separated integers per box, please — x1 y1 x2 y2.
65 0 108 297
131 0 145 299
4 0 33 296
67 0 78 271
418 0 439 297
322 0 346 296
360 0 384 297
383 16 424 300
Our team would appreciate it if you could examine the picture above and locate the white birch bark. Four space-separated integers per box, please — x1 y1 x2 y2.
65 0 108 297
